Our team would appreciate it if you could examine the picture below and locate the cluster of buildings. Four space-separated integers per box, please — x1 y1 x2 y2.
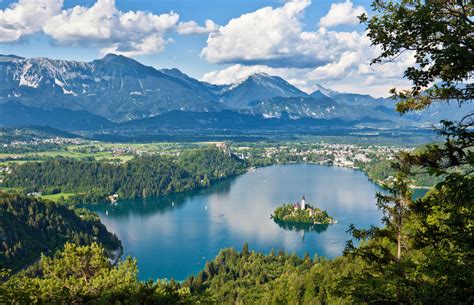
2 137 85 147
236 143 410 169
0 166 11 184
319 143 408 168
0 165 11 174
292 195 317 217
214 142 232 157
293 195 307 210
107 194 119 204
109 146 146 156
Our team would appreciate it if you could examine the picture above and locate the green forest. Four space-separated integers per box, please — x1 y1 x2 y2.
0 193 121 272
3 146 247 204
0 242 203 304
359 157 445 188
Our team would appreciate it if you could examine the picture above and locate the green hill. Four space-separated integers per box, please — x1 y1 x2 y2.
0 193 121 271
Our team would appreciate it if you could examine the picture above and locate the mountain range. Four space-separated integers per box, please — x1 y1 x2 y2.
0 53 470 133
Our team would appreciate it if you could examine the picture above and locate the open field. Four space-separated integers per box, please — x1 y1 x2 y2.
40 193 77 202
0 141 230 166
0 186 23 193
0 150 133 163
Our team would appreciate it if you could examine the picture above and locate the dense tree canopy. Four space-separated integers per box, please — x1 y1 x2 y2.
4 146 247 204
0 193 120 272
1 243 204 304
347 0 474 303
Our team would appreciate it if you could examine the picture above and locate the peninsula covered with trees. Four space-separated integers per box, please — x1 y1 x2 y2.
3 146 247 204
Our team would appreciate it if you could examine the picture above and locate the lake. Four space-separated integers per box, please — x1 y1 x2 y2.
93 164 389 281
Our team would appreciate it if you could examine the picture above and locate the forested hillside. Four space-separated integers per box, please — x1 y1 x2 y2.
3 224 472 304
0 193 120 271
0 243 201 304
185 246 351 304
360 158 444 187
3 146 247 204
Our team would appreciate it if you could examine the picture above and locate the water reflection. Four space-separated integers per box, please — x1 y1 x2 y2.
273 219 329 234
98 177 235 217
93 164 385 281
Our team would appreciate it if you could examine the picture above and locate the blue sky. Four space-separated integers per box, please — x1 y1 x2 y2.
0 0 411 96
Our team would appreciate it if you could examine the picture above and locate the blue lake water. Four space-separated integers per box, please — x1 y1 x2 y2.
93 164 397 281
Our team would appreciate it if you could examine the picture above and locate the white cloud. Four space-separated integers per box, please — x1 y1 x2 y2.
201 0 319 68
307 51 359 80
0 0 62 42
201 64 286 85
177 19 218 35
356 50 417 79
199 0 414 97
328 79 412 97
319 0 366 28
200 0 371 70
0 0 414 97
201 49 414 98
43 0 179 56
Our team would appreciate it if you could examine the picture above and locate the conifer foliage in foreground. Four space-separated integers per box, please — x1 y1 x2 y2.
0 193 121 272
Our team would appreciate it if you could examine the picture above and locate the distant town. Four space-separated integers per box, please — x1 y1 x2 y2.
1 133 409 168
1 125 432 196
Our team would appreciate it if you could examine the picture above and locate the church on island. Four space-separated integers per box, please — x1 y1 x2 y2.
293 195 315 216
272 195 336 225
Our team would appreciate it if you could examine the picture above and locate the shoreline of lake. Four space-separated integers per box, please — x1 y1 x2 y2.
92 164 387 281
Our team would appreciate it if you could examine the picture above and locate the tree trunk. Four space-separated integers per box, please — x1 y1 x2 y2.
396 199 403 304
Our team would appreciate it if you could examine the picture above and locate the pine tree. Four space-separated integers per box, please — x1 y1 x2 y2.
241 242 249 257
345 1 474 303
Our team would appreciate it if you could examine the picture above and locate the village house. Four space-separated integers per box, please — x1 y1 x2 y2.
107 194 119 204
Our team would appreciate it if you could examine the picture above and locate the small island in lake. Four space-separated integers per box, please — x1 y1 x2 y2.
271 196 337 225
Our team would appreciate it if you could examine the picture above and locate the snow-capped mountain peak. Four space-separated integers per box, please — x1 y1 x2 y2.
221 73 308 108
311 84 339 97
0 54 223 122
